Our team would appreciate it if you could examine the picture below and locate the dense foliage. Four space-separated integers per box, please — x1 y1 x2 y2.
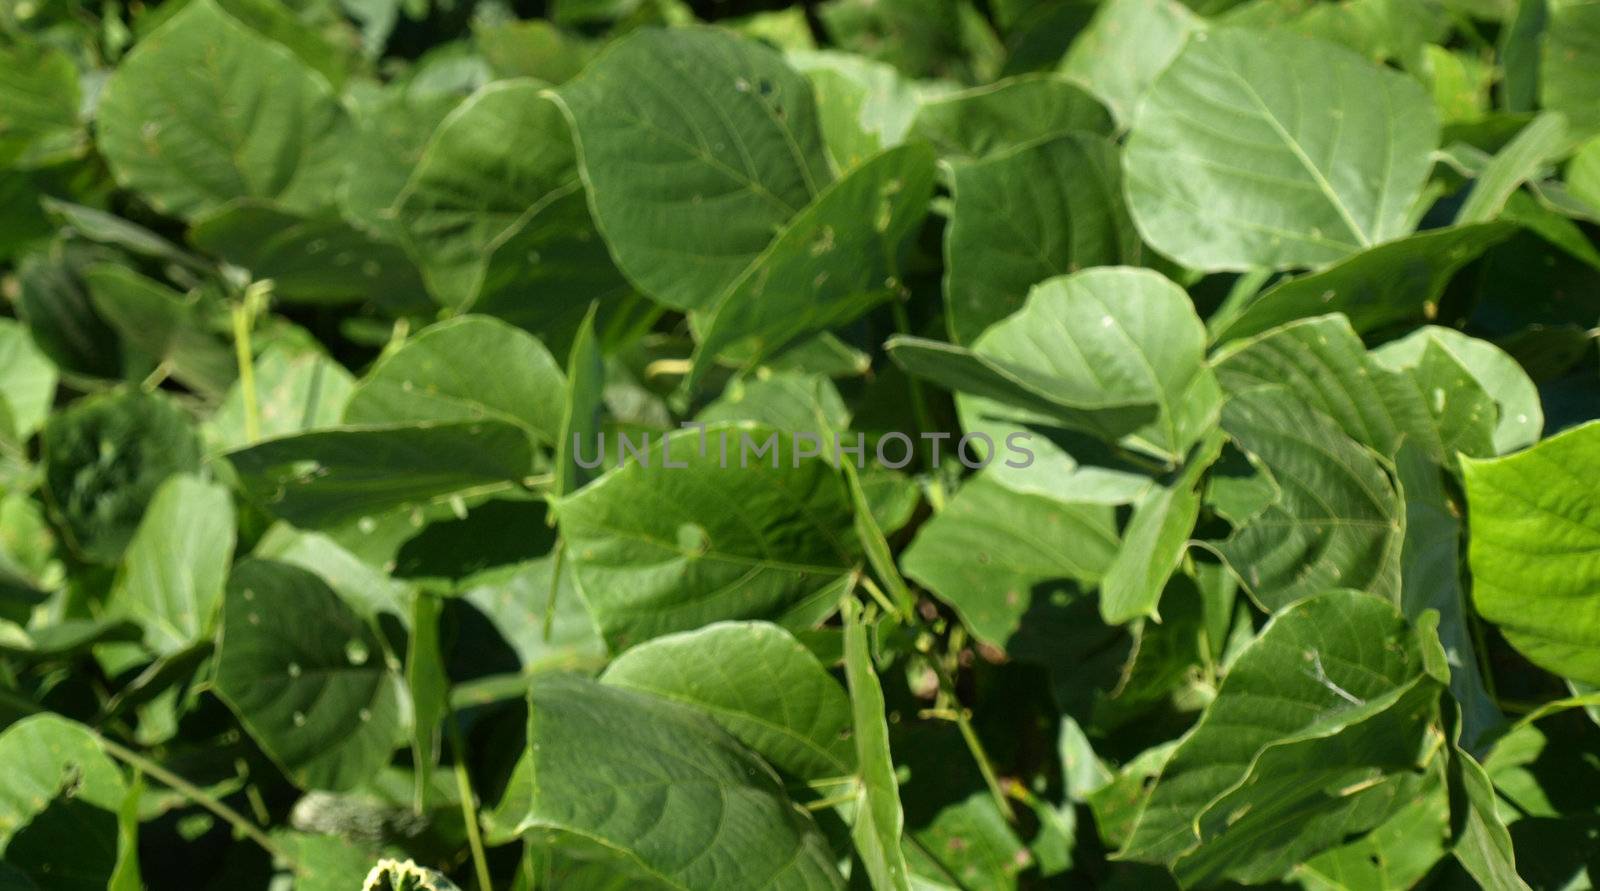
1 0 1598 888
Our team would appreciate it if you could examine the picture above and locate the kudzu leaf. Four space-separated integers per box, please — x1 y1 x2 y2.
42 389 202 564
0 43 81 169
96 0 351 218
1463 421 1600 685
1449 729 1531 890
602 621 856 779
1120 591 1444 884
0 715 126 891
494 674 845 889
190 202 430 311
82 264 235 400
209 343 355 450
214 559 404 791
1541 0 1600 139
0 319 56 439
1372 326 1543 455
552 26 833 312
1214 386 1405 611
344 315 566 447
1125 28 1437 270
15 245 125 381
1457 112 1570 224
553 305 603 498
338 87 462 244
108 475 235 657
226 421 534 530
843 596 912 891
1058 0 1203 129
902 473 1117 645
557 425 856 650
908 74 1114 160
393 80 616 312
690 143 935 382
1213 224 1514 343
942 134 1143 344
791 50 920 172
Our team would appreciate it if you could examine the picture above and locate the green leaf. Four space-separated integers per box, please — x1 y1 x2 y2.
843 596 912 891
689 143 935 381
0 43 82 168
902 473 1118 645
601 621 856 779
1541 0 1600 138
557 425 856 650
0 320 56 439
96 0 351 218
15 246 125 381
226 421 534 529
790 50 921 172
1372 325 1543 455
1120 590 1444 885
1462 421 1600 685
1099 432 1223 624
495 674 845 890
214 559 404 790
552 26 833 312
344 316 566 447
208 343 355 450
405 589 445 808
337 87 462 244
1457 112 1570 224
908 74 1114 160
942 134 1143 344
42 389 202 564
393 80 611 311
1213 386 1405 611
553 305 603 498
108 474 234 656
1058 0 1204 130
0 715 126 891
1212 223 1514 343
1449 733 1531 889
1125 28 1438 270
82 264 236 399
189 202 430 311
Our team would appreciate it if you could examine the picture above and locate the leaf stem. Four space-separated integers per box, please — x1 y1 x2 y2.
97 735 296 870
917 646 1016 823
231 281 271 444
447 712 494 891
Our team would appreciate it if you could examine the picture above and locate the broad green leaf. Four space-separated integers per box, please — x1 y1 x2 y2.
475 18 591 83
1120 591 1443 883
252 525 410 623
338 87 462 244
1372 325 1543 454
1395 445 1500 751
698 372 850 435
942 134 1143 344
1213 386 1405 610
902 473 1118 645
15 245 125 381
108 475 234 656
82 264 235 399
908 74 1114 160
344 316 566 447
96 0 351 218
1449 735 1531 889
215 559 404 790
0 43 81 168
0 320 56 438
553 305 603 498
1212 224 1514 342
557 425 856 650
226 421 534 529
42 389 202 564
190 202 430 311
0 715 126 891
690 143 935 381
1296 772 1450 891
453 556 607 682
843 597 911 891
601 621 856 779
1099 432 1223 625
1457 112 1570 224
1059 0 1204 129
495 674 845 890
1571 135 1600 211
1125 28 1438 270
1541 0 1600 138
1462 421 1600 685
393 80 606 310
552 26 833 312
790 50 921 172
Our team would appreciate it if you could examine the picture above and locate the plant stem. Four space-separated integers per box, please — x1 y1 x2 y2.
447 712 494 891
231 281 269 444
97 735 295 870
919 648 1016 823
802 789 859 812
